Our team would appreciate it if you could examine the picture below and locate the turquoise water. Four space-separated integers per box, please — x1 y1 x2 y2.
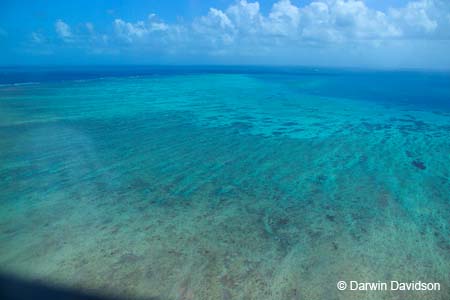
0 67 449 299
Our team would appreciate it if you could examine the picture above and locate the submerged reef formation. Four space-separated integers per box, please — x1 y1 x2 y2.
0 73 449 300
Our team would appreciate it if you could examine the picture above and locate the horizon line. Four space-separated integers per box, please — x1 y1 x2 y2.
1 64 450 73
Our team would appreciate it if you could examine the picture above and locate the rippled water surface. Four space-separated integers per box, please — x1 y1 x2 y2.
0 67 449 299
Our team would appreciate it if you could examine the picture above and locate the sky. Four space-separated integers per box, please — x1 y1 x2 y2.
1 0 450 69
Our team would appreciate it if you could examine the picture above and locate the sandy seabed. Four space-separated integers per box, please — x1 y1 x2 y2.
0 73 449 300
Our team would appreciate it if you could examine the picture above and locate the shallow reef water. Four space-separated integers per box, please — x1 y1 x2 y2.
0 68 449 299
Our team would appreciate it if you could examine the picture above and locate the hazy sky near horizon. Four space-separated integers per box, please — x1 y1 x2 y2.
1 0 450 69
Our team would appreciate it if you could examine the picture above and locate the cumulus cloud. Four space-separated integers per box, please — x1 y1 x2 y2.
187 0 450 62
55 19 72 41
29 1 450 67
188 0 404 54
193 8 236 47
267 0 301 36
114 14 170 43
226 0 263 33
389 0 450 38
297 0 403 44
49 0 450 48
198 0 428 46
31 32 45 43
390 0 437 34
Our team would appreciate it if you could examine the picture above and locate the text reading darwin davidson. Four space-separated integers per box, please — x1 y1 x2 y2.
337 280 441 291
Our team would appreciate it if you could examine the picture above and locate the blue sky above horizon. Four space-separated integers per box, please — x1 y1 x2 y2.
1 0 450 69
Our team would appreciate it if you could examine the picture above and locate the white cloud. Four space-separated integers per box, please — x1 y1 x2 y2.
31 32 45 43
200 8 234 30
50 1 450 50
114 19 148 41
188 0 450 51
55 19 72 41
148 14 169 31
388 0 450 37
32 1 450 67
193 8 236 47
266 0 301 36
114 14 170 43
298 0 403 43
226 0 262 32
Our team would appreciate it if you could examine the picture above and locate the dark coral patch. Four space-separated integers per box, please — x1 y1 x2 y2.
362 122 392 131
316 174 328 183
237 115 255 121
326 214 336 222
230 122 253 130
412 160 426 170
405 150 414 158
282 121 299 127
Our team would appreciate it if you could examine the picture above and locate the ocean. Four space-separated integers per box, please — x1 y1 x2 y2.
0 66 449 299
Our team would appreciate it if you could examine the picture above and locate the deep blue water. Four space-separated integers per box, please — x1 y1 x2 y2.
1 66 449 111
